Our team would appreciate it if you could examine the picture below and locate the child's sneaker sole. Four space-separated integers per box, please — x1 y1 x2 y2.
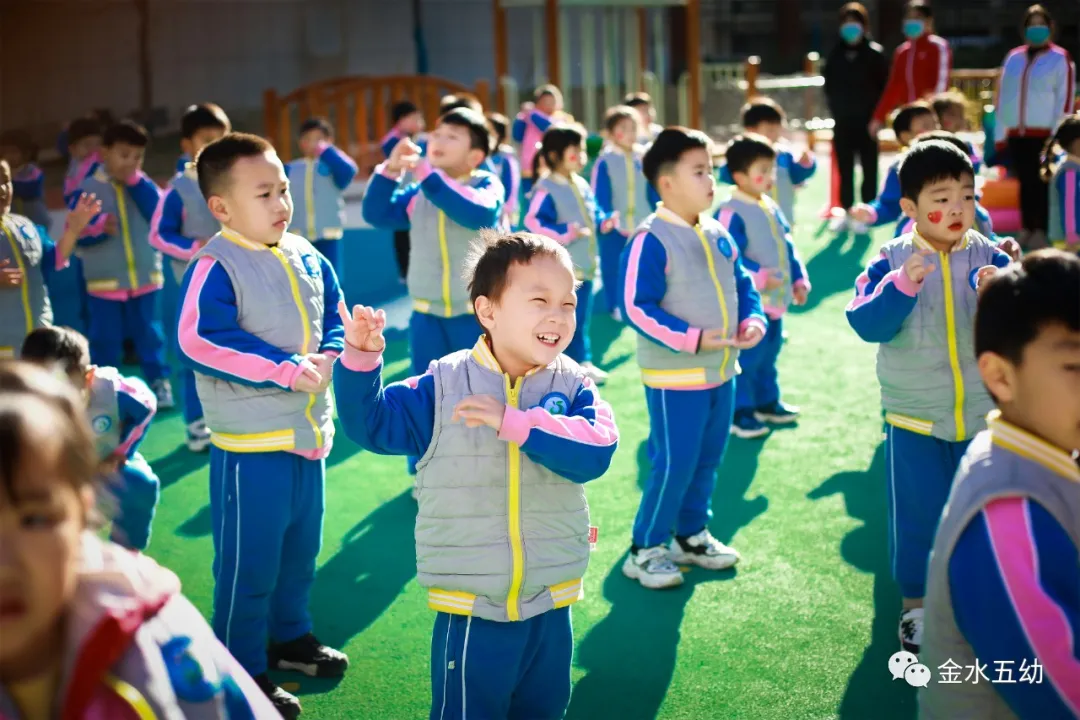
730 424 770 439
669 546 740 571
186 436 211 452
754 411 799 425
621 555 684 589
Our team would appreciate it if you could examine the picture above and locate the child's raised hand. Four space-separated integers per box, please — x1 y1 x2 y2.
574 224 593 239
763 269 785 290
0 259 23 288
68 193 102 233
997 237 1022 261
337 300 387 352
974 265 999 294
798 149 813 166
452 394 506 432
600 212 620 234
792 284 809 305
386 139 421 174
902 248 935 284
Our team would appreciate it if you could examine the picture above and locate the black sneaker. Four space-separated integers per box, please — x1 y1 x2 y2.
253 673 301 719
754 400 800 425
268 633 349 678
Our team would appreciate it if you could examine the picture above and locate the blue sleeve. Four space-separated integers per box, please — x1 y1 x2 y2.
786 238 806 284
153 188 196 254
360 173 419 230
333 358 436 458
785 150 818 185
418 168 503 229
619 231 699 352
511 115 526 143
523 192 571 239
967 249 1014 290
517 379 618 484
115 379 156 458
36 226 59 288
950 498 1080 719
176 154 190 174
592 159 614 216
976 202 996 240
720 212 758 272
128 174 162 223
381 134 401 158
583 183 609 227
498 157 515 203
869 165 903 227
317 252 345 355
717 163 735 186
1055 168 1080 241
320 144 359 191
529 110 553 133
733 252 765 326
845 253 919 343
176 258 305 389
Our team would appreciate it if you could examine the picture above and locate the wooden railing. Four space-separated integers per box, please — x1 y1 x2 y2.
948 69 1001 128
263 75 491 169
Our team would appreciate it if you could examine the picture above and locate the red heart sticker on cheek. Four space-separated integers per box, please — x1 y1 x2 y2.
927 211 943 224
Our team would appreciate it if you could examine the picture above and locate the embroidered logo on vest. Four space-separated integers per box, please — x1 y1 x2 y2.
539 392 570 415
717 236 733 259
301 253 322 278
91 415 112 434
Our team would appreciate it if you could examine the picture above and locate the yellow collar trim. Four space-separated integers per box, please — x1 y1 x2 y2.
987 410 1080 482
912 228 970 253
220 227 270 251
731 188 768 206
655 205 700 229
469 335 544 377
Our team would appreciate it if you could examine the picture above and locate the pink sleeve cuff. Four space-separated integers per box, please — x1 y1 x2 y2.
287 361 310 391
322 349 341 360
498 406 531 445
739 318 767 336
413 160 433 183
341 343 384 372
794 278 811 293
751 268 771 291
55 250 69 272
125 170 147 187
864 205 879 224
892 269 923 296
316 140 331 155
683 327 702 354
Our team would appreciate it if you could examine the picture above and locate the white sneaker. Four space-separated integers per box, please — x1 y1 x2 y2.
580 362 609 385
186 419 211 452
899 607 924 654
622 546 684 589
152 379 175 410
828 213 849 233
669 529 741 570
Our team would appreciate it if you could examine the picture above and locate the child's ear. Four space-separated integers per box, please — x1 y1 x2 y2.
977 352 1015 405
899 197 919 219
207 195 230 224
473 295 496 331
467 148 486 169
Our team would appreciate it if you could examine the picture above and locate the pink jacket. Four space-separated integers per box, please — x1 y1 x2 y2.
0 534 280 719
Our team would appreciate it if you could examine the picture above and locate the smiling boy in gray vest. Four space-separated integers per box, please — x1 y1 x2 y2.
285 117 359 277
71 121 172 409
150 103 232 453
620 128 767 590
592 106 660 320
334 230 618 719
716 134 811 440
175 133 349 718
846 140 1013 654
919 250 1080 719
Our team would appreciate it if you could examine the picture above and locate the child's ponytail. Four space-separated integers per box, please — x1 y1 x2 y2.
1041 114 1080 182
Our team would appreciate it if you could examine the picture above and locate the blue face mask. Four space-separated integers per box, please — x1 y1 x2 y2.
1026 25 1051 46
840 22 864 45
903 18 925 39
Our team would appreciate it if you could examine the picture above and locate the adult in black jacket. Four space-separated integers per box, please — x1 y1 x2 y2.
824 2 890 218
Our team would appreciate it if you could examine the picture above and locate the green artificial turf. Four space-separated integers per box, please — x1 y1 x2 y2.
138 170 918 719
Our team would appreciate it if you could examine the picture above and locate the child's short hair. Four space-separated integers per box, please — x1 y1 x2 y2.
391 101 420 125
196 132 275 199
298 117 333 139
604 105 639 134
931 91 968 120
724 134 777 176
642 127 712 188
487 112 509 146
67 117 103 146
1043 114 1080 181
897 139 973 201
440 93 483 115
539 124 586 172
0 130 36 162
839 2 870 27
975 249 1080 365
623 92 652 110
465 229 575 305
740 98 785 129
891 101 935 138
913 130 970 157
534 84 563 105
906 0 932 19
0 362 97 500
181 103 231 140
20 326 91 379
103 120 149 149
439 108 492 158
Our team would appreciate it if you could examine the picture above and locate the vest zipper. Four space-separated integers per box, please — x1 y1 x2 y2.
504 374 526 621
1 221 33 334
271 246 323 448
305 158 316 240
938 251 966 440
438 211 452 317
694 226 730 371
112 182 139 290
568 178 596 275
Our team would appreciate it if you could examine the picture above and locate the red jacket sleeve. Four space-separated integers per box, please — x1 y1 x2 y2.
927 35 952 96
873 44 908 123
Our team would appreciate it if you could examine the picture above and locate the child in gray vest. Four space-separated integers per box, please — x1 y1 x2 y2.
175 133 349 718
920 250 1080 719
620 128 767 590
592 106 660 320
285 117 359 276
716 134 811 439
0 131 52 230
846 139 1013 654
70 120 173 409
487 112 522 230
717 98 817 228
149 103 231 454
525 123 618 384
1044 113 1080 252
334 229 618 720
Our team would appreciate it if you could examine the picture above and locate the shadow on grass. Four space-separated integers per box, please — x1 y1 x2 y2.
156 445 211 491
808 442 915 720
572 433 768 719
589 311 632 373
791 230 873 314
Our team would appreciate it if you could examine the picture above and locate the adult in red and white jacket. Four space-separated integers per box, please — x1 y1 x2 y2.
994 4 1076 238
870 1 951 133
